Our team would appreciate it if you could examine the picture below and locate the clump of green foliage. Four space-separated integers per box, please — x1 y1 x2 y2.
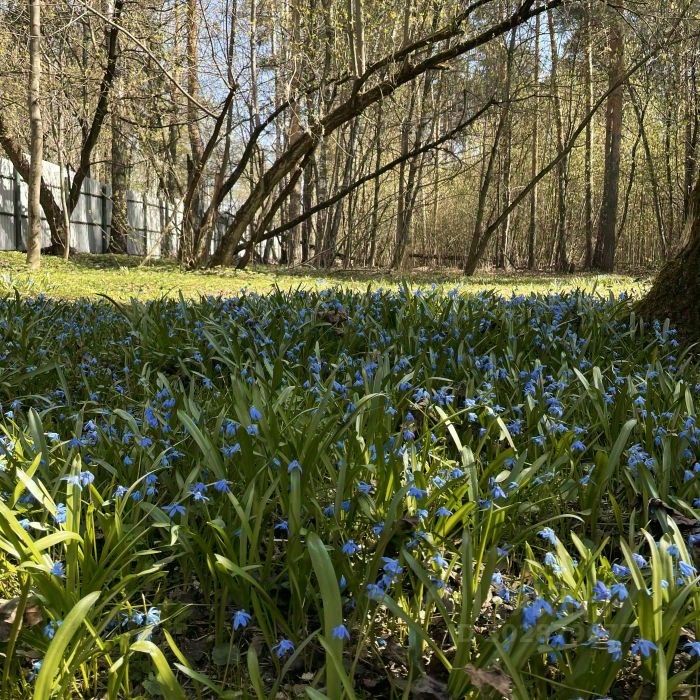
0 285 697 698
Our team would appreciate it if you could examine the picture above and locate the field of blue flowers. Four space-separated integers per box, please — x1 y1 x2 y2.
0 286 698 698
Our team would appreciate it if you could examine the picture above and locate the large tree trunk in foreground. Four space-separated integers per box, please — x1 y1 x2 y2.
638 174 700 337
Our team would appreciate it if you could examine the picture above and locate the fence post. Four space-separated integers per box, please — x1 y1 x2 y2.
142 192 148 256
163 199 170 258
101 184 109 253
12 166 22 250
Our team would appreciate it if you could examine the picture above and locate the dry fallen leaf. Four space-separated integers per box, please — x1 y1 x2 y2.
409 675 449 699
0 597 43 642
464 664 513 698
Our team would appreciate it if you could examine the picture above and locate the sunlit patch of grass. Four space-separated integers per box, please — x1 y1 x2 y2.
0 251 651 301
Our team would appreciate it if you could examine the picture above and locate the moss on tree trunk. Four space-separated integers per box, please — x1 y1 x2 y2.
637 175 700 339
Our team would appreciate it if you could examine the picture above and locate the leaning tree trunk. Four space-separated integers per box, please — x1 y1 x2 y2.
638 173 700 337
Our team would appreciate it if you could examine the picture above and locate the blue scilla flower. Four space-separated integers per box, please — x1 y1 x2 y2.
50 561 65 578
272 638 295 658
331 624 350 641
189 482 209 502
232 609 252 631
521 598 553 630
607 639 622 661
679 561 697 578
612 563 631 577
549 633 566 650
632 553 648 568
407 486 426 499
114 485 128 498
538 527 558 546
246 424 259 436
213 479 231 493
287 459 302 473
342 540 359 556
54 503 67 524
432 553 448 569
685 641 700 657
221 443 241 457
544 552 561 574
610 583 628 601
165 503 186 518
249 407 262 421
592 581 611 602
382 557 403 578
145 607 161 626
42 620 62 640
630 638 657 658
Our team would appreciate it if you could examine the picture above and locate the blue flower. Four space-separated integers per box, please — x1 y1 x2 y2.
632 553 648 568
213 479 231 493
544 552 561 574
678 560 696 578
592 581 611 602
407 486 426 499
607 639 622 661
341 540 359 556
221 443 241 457
50 561 65 578
131 611 145 625
232 609 252 631
432 553 448 569
272 638 295 658
612 563 630 577
331 624 350 640
189 482 209 502
610 583 628 601
537 527 558 545
666 544 680 558
685 641 700 657
145 607 161 626
521 598 552 630
42 620 62 639
287 459 302 473
549 633 566 650
249 407 262 421
435 506 452 517
382 557 403 577
164 503 186 518
630 638 657 658
366 583 385 600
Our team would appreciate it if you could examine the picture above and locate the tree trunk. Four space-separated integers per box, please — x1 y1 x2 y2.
27 0 43 269
593 15 625 271
109 80 130 254
528 5 540 270
638 173 700 337
547 8 569 272
583 0 594 268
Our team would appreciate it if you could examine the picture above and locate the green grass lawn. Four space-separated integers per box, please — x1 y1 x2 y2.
0 251 651 300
